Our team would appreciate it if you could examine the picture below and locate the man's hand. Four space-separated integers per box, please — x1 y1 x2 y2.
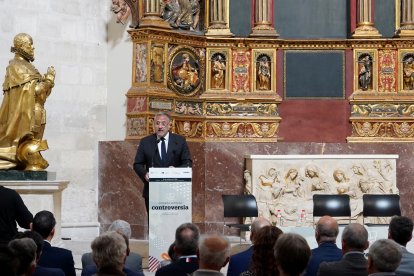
145 172 149 181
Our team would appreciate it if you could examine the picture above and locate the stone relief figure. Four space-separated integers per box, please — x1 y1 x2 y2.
244 170 252 195
211 53 226 89
403 55 414 90
256 54 271 90
304 165 331 197
358 54 373 91
333 169 356 197
161 0 200 30
258 168 280 186
111 0 131 25
0 33 55 170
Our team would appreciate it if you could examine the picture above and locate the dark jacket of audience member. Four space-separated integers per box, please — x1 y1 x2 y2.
304 216 342 276
31 210 76 276
156 223 200 276
227 217 271 276
388 215 414 276
317 223 369 276
240 225 283 276
0 186 33 245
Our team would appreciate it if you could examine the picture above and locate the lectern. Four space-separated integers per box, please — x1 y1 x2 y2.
148 167 192 272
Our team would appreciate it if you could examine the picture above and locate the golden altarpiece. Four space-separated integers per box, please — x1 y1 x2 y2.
118 0 414 143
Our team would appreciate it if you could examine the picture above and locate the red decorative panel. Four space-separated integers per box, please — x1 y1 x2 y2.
127 96 147 113
232 50 251 92
378 50 397 93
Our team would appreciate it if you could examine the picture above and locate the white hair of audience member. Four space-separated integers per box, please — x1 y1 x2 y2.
198 234 230 267
108 219 132 239
368 239 402 272
91 231 127 269
8 237 37 275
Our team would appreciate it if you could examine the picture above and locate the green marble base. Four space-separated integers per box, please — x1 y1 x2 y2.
0 170 48 181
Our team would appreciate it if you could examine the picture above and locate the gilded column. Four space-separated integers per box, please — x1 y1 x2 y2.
352 0 382 38
206 0 234 37
250 0 279 37
139 0 171 29
396 0 414 37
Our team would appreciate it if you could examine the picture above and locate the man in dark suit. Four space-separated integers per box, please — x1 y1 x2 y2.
0 185 33 245
155 223 199 276
388 216 414 276
227 217 271 276
318 223 369 276
304 216 342 276
31 210 76 276
133 111 192 213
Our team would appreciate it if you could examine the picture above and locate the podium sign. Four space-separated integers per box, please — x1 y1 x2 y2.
148 167 192 272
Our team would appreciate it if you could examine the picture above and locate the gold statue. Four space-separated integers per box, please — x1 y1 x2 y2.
0 33 55 170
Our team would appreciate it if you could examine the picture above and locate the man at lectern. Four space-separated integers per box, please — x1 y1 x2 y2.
133 111 192 213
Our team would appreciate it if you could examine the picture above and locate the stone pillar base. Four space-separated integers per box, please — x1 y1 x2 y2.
352 23 382 38
139 16 171 30
205 28 234 37
250 27 279 38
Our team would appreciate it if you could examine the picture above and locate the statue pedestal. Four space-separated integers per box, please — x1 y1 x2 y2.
2 180 69 244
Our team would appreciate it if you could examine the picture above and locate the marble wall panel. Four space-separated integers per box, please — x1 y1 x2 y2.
99 141 414 239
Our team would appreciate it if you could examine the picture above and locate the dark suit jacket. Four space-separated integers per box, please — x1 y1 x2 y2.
133 132 192 198
227 246 253 276
38 241 76 276
305 242 342 276
396 246 414 276
317 252 368 276
33 265 65 276
155 257 198 276
81 251 143 273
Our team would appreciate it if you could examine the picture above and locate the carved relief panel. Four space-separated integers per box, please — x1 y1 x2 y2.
399 50 414 92
378 50 397 93
252 49 276 93
232 49 251 93
206 49 231 93
354 49 378 92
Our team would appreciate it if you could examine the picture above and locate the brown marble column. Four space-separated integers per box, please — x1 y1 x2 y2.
206 0 233 37
352 0 382 38
139 0 171 29
250 0 279 37
396 0 414 37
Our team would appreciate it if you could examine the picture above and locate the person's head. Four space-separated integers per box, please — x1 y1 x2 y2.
250 217 272 243
8 238 37 276
315 216 339 244
108 219 131 239
285 168 298 181
174 223 200 256
154 112 172 138
250 225 283 275
388 216 413 246
0 245 19 276
341 223 369 253
13 231 44 263
333 170 347 183
367 239 402 273
11 33 34 62
274 233 311 276
31 211 56 239
197 234 230 271
91 231 127 271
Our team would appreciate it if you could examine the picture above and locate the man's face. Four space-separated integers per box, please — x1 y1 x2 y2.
154 115 171 138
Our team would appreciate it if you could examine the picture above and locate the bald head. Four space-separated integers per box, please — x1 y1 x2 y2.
198 234 230 271
250 217 271 243
316 216 339 244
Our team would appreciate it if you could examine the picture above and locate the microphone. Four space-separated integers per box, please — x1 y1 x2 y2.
151 139 161 168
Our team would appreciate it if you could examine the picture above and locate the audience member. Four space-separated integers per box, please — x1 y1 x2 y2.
160 242 177 267
274 233 311 276
14 231 64 276
0 185 33 245
0 244 19 276
191 234 231 276
367 239 402 275
81 219 143 274
91 231 128 276
240 225 283 276
304 216 342 276
156 222 200 276
227 217 272 276
388 215 414 276
8 237 37 276
318 223 369 276
31 210 76 276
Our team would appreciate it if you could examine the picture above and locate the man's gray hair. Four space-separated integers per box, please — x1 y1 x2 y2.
316 219 339 242
108 219 131 239
8 237 37 275
154 111 172 122
369 239 402 272
342 223 368 251
91 231 127 269
198 234 230 267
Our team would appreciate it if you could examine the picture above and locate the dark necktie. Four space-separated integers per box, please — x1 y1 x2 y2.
160 137 167 163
